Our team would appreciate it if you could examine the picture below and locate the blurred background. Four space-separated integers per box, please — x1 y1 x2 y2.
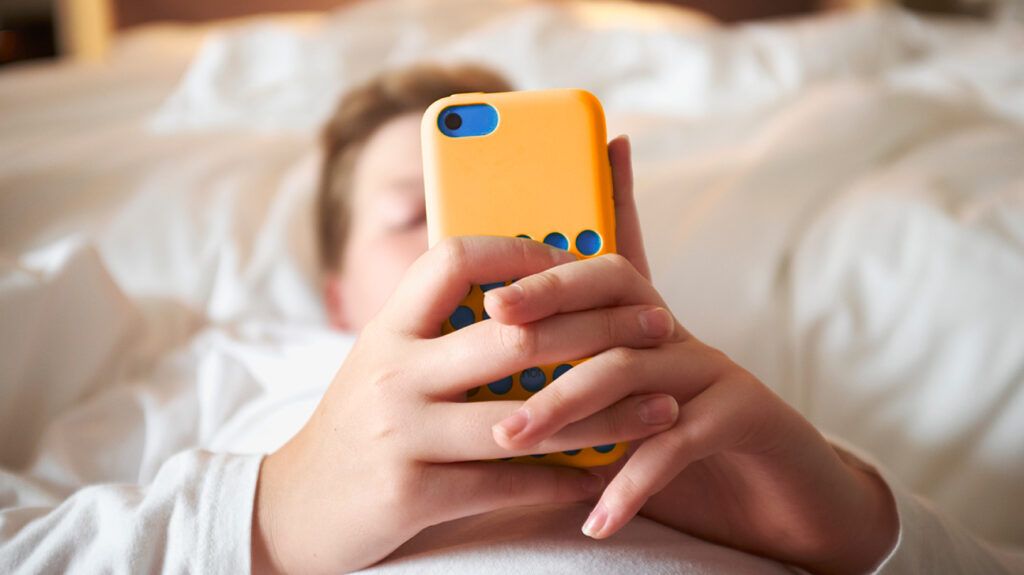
1 0 1020 65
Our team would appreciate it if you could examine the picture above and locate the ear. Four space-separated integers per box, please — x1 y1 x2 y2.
323 275 352 332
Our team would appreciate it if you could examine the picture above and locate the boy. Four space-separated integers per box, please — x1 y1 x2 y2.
253 63 908 574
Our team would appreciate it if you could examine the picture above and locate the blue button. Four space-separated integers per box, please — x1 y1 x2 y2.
516 234 531 240
520 367 546 392
562 449 581 456
487 375 513 395
575 230 602 256
482 309 490 320
480 281 504 292
543 232 568 250
449 306 475 330
594 444 616 453
552 363 573 380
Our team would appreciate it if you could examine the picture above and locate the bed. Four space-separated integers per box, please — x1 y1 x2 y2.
1 0 1022 571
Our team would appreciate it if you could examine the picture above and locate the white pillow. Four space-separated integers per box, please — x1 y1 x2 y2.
149 0 715 132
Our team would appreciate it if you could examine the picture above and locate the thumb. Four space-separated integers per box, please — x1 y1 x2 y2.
427 462 603 525
378 235 575 338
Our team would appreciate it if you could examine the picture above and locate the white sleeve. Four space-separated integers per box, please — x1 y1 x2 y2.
870 476 1024 574
826 439 1024 574
0 450 263 574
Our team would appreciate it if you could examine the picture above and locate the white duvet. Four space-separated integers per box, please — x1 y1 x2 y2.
1 0 1023 571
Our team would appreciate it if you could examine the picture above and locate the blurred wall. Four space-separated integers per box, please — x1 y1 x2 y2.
644 0 819 21
110 0 818 28
1 0 52 20
112 0 356 28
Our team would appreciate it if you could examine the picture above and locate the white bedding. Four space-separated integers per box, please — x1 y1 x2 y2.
1 0 1023 570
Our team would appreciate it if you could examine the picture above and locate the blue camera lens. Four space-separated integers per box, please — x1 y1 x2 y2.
438 104 498 137
444 113 462 130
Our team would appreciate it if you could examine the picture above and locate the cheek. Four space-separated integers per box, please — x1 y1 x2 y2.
343 231 427 326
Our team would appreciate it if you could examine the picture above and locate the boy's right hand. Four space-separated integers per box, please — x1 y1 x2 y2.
251 236 681 574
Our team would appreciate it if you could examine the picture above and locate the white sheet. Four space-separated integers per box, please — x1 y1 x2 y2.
1 0 1022 569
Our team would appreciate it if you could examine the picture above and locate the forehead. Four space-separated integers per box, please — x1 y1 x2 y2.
354 113 424 183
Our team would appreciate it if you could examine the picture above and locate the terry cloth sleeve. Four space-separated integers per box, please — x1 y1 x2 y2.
826 437 1024 575
0 450 263 573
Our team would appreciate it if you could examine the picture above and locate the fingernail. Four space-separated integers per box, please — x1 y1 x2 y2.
580 473 605 494
638 395 678 426
582 503 608 538
489 284 524 306
493 408 530 440
638 307 673 338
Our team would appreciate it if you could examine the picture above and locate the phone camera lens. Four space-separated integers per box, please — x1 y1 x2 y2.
444 112 463 131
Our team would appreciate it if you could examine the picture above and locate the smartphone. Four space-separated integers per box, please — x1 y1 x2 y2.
421 89 625 467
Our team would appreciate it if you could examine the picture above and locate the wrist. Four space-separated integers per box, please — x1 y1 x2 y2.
252 451 288 575
816 445 899 575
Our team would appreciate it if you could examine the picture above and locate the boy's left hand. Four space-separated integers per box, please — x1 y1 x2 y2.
482 136 899 574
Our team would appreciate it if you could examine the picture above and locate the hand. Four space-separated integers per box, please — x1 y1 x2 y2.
251 236 681 574
485 137 899 574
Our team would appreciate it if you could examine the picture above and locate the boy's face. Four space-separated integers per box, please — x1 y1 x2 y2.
325 113 428 332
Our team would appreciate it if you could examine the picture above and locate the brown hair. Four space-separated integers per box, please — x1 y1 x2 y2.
316 63 514 273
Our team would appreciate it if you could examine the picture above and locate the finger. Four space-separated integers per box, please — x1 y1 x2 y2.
418 303 678 398
491 342 722 449
426 461 604 525
416 393 678 462
378 236 576 338
582 380 748 539
483 252 671 326
609 135 652 281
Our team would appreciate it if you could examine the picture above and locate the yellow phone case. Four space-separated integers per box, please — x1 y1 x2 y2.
422 89 625 467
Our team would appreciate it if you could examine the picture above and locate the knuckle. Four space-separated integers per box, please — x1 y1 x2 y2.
601 253 633 274
530 269 563 296
369 417 399 442
601 252 629 268
601 308 619 345
363 316 409 343
497 323 540 358
663 416 710 457
610 472 648 508
514 235 536 266
552 469 580 501
370 364 405 395
367 367 412 438
604 346 638 373
436 236 470 277
727 371 760 396
537 384 570 422
369 408 403 443
362 318 391 341
388 469 431 526
495 467 528 501
702 344 732 366
369 409 402 444
660 427 695 457
602 404 627 439
379 464 417 509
